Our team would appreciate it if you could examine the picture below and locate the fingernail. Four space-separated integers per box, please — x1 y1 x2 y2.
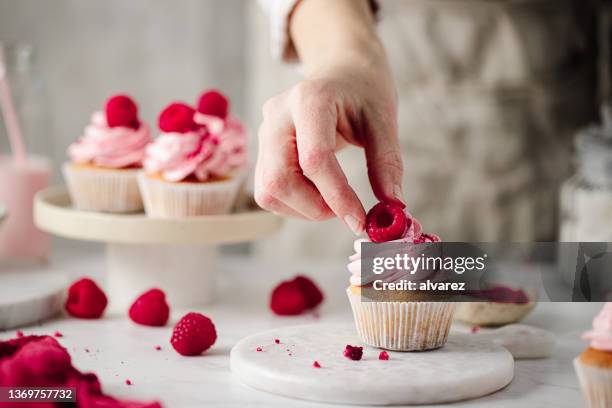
393 184 406 206
344 215 363 236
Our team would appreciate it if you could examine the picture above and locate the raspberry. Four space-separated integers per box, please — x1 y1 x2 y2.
313 361 321 368
170 312 217 356
155 346 161 351
270 280 307 316
294 275 324 309
343 345 363 361
105 94 139 129
197 89 229 119
53 331 63 338
366 202 409 243
65 278 108 319
378 351 389 360
125 379 132 386
274 339 280 344
128 289 170 327
158 102 198 133
256 347 263 352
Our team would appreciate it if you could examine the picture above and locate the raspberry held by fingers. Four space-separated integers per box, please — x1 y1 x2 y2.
365 202 409 243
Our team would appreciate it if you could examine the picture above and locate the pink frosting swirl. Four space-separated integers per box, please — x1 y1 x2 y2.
347 215 443 286
144 114 247 182
583 303 612 351
68 112 151 168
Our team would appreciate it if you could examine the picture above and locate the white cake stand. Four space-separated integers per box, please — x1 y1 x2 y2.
34 186 283 311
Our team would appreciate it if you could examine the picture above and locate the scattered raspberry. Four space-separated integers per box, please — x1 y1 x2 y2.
343 345 363 361
105 94 139 129
155 346 162 351
128 288 170 327
65 278 108 319
256 347 263 352
379 351 389 360
270 280 307 316
270 275 324 316
158 102 198 133
170 312 217 356
125 379 132 386
53 331 63 338
294 275 324 309
313 361 321 368
366 202 409 243
16 330 24 338
471 326 481 334
197 89 229 119
274 339 280 344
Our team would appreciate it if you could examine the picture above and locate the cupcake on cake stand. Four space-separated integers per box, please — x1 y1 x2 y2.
35 90 282 311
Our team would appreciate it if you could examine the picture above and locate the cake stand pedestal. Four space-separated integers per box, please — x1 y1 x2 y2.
231 324 514 405
34 186 282 311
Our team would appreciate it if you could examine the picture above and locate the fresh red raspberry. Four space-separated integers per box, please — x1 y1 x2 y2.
53 331 63 338
313 361 321 368
197 89 229 119
158 102 198 133
378 351 389 360
105 94 139 129
343 345 363 361
170 312 217 356
294 275 324 309
366 202 409 243
65 278 108 319
128 289 170 327
270 280 307 316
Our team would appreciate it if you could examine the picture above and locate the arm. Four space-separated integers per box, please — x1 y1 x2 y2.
255 0 403 234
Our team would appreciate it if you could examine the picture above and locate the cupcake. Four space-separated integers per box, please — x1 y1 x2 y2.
575 303 612 407
64 94 152 213
139 90 247 217
346 202 455 351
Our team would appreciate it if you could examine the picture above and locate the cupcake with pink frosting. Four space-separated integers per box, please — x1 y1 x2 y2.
347 202 455 351
575 303 612 407
138 90 247 217
63 94 152 213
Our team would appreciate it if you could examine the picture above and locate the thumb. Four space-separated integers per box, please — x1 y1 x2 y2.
363 114 405 207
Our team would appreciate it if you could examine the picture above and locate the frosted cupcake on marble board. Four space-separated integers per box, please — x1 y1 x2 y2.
575 303 612 407
139 90 247 217
347 202 455 351
64 94 152 213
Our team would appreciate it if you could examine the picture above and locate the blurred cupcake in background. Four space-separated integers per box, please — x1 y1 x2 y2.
64 94 151 213
575 303 612 408
139 90 247 217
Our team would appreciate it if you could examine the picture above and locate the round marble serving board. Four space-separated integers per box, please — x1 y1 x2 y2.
230 324 514 406
0 270 67 329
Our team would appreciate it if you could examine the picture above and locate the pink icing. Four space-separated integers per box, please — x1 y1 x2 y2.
583 303 612 351
347 214 440 286
144 114 247 182
68 112 151 168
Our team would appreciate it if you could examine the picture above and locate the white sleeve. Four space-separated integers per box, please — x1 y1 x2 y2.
257 0 302 62
258 0 380 63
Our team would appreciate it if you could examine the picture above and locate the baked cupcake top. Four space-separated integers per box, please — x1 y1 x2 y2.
347 202 440 286
143 90 247 182
583 303 612 351
68 95 151 168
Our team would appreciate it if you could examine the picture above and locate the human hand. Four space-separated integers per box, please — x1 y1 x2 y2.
254 0 404 235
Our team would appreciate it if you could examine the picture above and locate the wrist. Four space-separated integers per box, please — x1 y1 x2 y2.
290 0 381 76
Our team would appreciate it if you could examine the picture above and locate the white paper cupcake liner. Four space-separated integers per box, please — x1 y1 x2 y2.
346 288 455 351
574 358 612 408
138 172 243 218
63 162 143 213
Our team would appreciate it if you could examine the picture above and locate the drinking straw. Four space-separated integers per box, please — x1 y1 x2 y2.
0 44 27 163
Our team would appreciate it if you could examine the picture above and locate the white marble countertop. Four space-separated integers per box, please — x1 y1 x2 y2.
0 244 603 407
